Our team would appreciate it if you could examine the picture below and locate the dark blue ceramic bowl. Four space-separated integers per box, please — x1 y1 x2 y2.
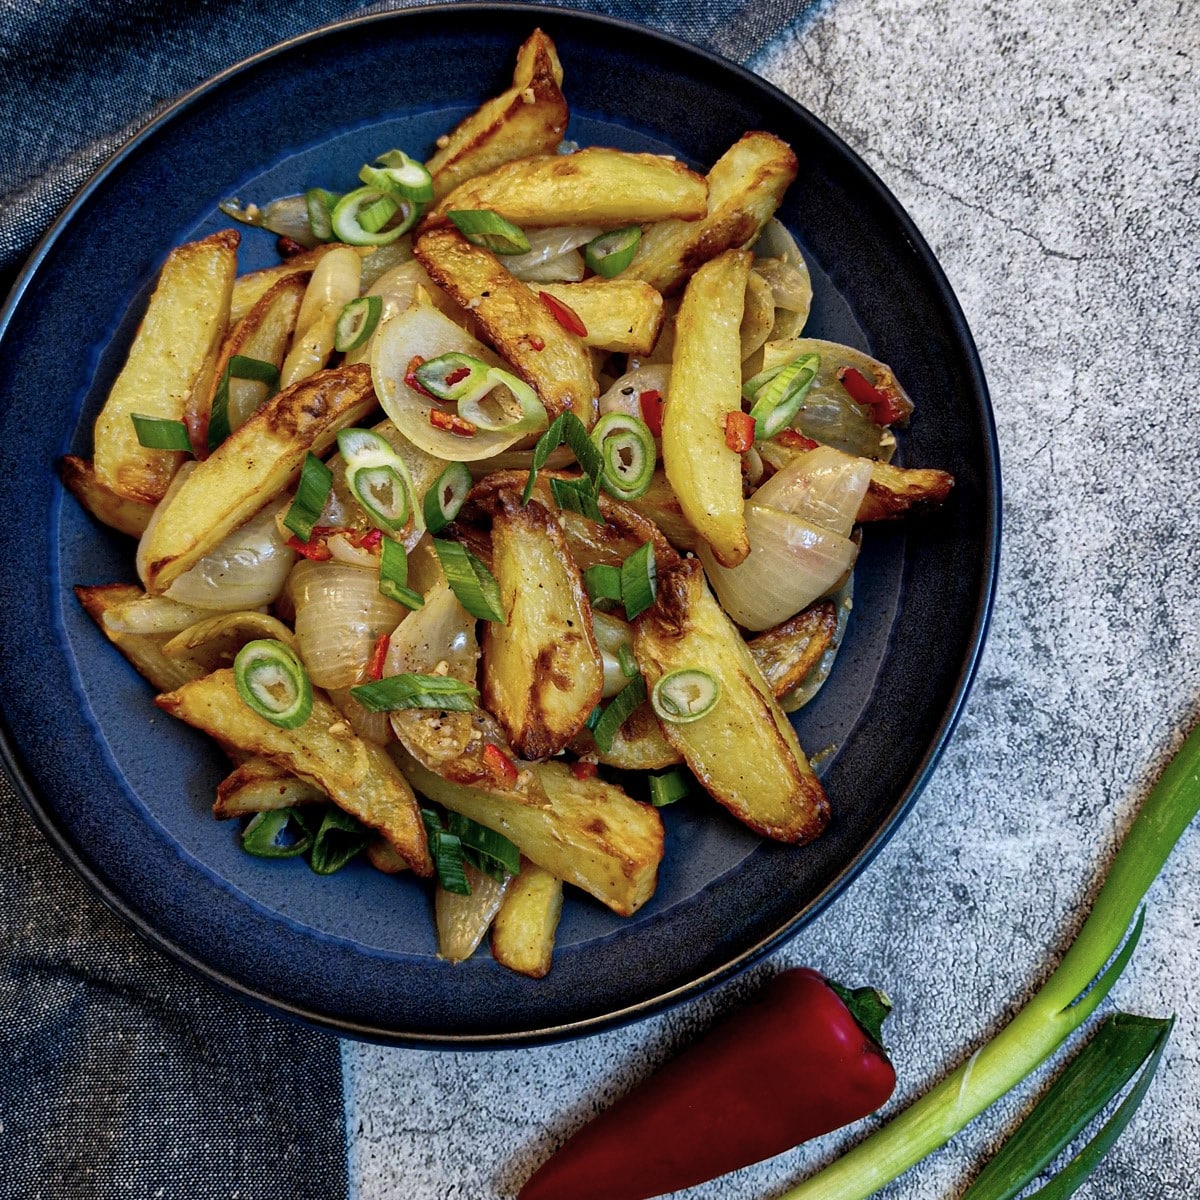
0 5 999 1044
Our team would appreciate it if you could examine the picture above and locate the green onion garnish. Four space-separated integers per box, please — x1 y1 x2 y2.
432 538 505 623
522 411 603 504
743 353 821 441
422 461 473 535
283 452 333 542
448 811 521 881
379 537 424 610
364 150 435 204
648 768 689 808
620 541 657 621
583 564 623 606
585 704 603 732
447 209 531 255
333 295 382 353
591 675 647 753
650 668 721 723
550 476 603 522
208 354 280 452
421 809 471 895
309 805 370 875
617 642 639 679
331 186 419 246
337 427 419 535
585 225 642 277
415 353 546 435
241 808 314 858
591 411 656 500
350 672 479 713
233 640 313 729
305 188 340 242
131 414 193 452
414 352 492 401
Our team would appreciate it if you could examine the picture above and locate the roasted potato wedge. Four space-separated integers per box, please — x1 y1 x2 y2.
858 460 956 521
534 278 664 355
663 248 752 567
137 364 377 595
156 669 432 875
572 701 682 770
212 755 324 819
426 29 568 200
59 456 155 538
491 860 563 978
620 132 798 295
745 602 838 700
366 839 411 875
632 559 829 843
93 229 239 504
482 493 604 759
429 147 706 228
398 751 662 916
624 469 699 553
162 611 298 672
415 227 598 427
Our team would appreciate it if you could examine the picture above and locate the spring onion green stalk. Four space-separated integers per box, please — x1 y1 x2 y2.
617 643 639 679
432 538 505 623
592 411 656 500
421 809 472 895
522 411 603 503
779 719 1200 1200
334 295 382 352
331 187 419 246
649 768 690 808
309 806 370 875
378 537 423 610
585 226 642 277
620 541 656 620
550 476 603 522
241 808 313 858
359 151 434 204
591 675 647 753
583 563 623 606
337 427 422 536
447 209 531 254
350 672 479 712
131 414 193 452
283 452 333 542
305 188 340 242
233 640 313 728
422 461 473 534
651 668 721 723
415 353 547 435
208 354 280 451
743 353 819 442
449 811 521 881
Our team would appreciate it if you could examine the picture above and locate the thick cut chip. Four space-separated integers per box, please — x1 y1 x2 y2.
93 229 239 504
491 861 563 979
663 248 752 567
212 756 325 819
137 364 377 595
482 494 604 760
60 456 155 538
632 559 829 843
156 670 432 875
533 278 664 355
415 227 598 427
745 602 838 700
858 460 956 521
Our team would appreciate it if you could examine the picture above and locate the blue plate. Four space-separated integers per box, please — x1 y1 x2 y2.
0 5 999 1044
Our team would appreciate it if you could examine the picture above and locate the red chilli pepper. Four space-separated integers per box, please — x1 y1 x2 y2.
428 408 478 437
838 366 913 427
776 428 820 451
723 409 756 453
638 389 665 438
405 355 439 399
349 527 384 551
286 534 332 561
539 290 589 338
366 633 390 682
569 761 599 781
482 743 519 788
518 967 896 1200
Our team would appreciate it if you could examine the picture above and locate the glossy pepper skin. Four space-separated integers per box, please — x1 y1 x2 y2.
518 968 896 1200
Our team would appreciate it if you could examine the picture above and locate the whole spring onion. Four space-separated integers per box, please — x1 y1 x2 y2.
336 427 421 536
743 353 820 441
422 461 472 534
778 718 1200 1200
651 668 721 723
334 295 382 352
585 225 642 277
447 209 531 255
591 412 656 500
332 187 419 246
233 639 313 728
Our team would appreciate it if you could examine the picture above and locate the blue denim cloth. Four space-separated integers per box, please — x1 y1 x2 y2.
0 2 813 1196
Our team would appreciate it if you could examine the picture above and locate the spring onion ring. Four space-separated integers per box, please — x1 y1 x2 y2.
233 639 313 728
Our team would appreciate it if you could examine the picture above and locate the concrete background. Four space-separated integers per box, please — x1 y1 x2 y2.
343 0 1200 1196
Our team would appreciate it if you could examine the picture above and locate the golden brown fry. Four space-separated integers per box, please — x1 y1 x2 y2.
93 229 239 504
429 148 706 228
156 670 433 875
632 559 828 843
397 751 662 916
534 278 664 355
572 702 682 771
491 860 563 979
415 227 598 427
663 248 752 567
59 456 155 538
620 132 798 295
212 756 325 819
482 494 604 759
859 460 956 521
138 364 377 595
745 603 838 700
366 839 411 875
426 29 569 200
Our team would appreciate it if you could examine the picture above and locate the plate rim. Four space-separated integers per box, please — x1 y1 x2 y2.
0 2 1001 1047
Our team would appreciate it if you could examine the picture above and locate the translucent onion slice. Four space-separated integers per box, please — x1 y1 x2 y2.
499 226 601 281
371 295 540 461
751 445 873 538
698 502 858 631
163 503 297 611
598 364 671 419
752 218 813 339
219 194 318 247
344 259 451 366
290 559 408 689
592 609 636 699
436 863 511 962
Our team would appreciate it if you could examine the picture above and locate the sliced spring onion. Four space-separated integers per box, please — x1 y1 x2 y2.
591 412 656 500
550 476 603 522
241 808 313 858
522 411 603 503
333 295 382 353
963 1012 1174 1200
233 639 313 728
379 536 424 610
620 541 657 621
648 768 690 808
415 353 547 435
208 354 281 451
651 668 721 723
583 564 623 605
422 461 473 535
282 452 333 542
305 188 340 242
585 225 642 277
448 811 521 881
414 353 492 401
432 538 505 623
131 414 192 452
617 643 639 679
309 805 370 875
331 186 418 246
360 150 434 204
591 675 647 754
337 427 417 535
744 353 820 441
350 672 479 712
447 209 531 255
421 809 471 896
219 194 316 246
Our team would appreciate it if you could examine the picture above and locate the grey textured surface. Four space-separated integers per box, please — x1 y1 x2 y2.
342 0 1200 1196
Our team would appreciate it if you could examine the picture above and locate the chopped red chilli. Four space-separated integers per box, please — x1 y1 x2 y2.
483 743 519 787
724 410 756 453
776 428 820 451
539 291 588 338
428 409 478 437
569 761 599 780
367 633 390 681
287 534 333 561
405 354 439 399
837 366 911 426
639 389 665 437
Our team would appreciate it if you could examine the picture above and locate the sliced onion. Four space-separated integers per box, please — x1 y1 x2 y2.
100 595 215 636
698 502 858 631
344 259 452 366
219 194 318 247
359 238 416 290
598 364 671 419
163 504 297 611
290 559 408 688
503 226 602 281
328 686 393 745
752 218 813 339
592 609 635 699
436 864 510 962
751 445 872 538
